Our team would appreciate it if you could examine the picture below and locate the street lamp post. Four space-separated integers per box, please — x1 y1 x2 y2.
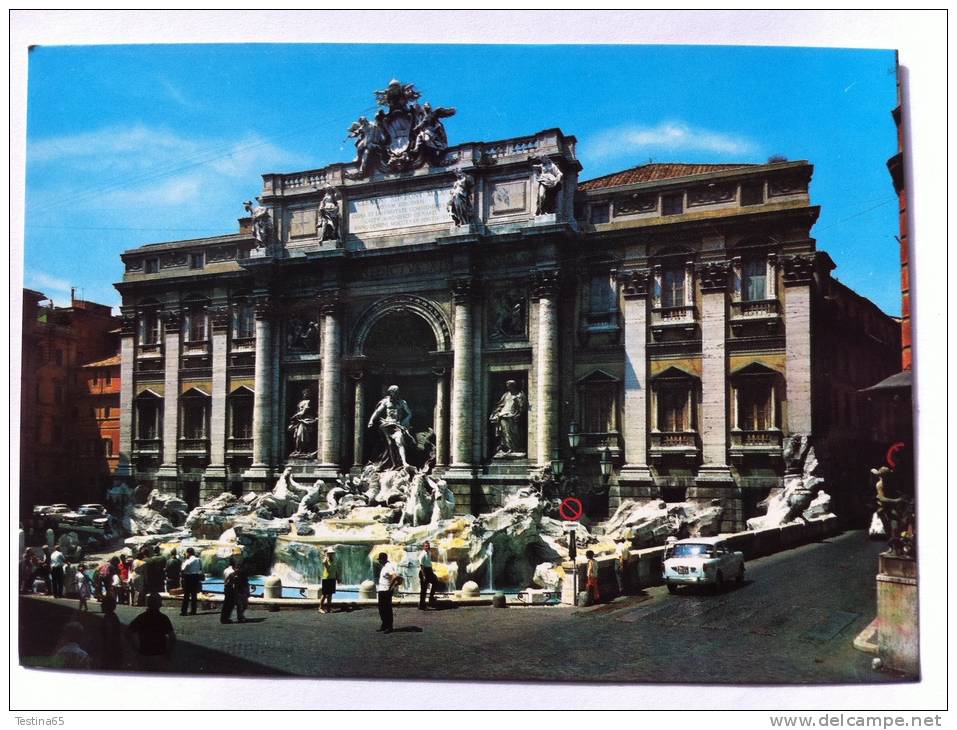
600 444 613 486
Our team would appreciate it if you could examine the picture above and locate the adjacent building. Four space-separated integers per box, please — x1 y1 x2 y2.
20 290 120 509
113 82 900 527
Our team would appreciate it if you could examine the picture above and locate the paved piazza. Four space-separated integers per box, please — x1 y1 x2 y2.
19 531 907 684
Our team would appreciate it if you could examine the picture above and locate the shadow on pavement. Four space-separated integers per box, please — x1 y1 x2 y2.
18 597 291 677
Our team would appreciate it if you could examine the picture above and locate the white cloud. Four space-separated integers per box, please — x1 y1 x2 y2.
583 121 758 161
26 269 73 296
27 125 302 215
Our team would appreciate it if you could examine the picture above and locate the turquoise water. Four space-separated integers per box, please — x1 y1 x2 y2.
200 576 528 601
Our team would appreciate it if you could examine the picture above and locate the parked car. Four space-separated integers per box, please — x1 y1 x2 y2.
78 504 108 518
35 504 71 517
662 537 744 593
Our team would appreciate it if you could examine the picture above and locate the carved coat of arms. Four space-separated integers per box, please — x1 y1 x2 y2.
347 80 456 179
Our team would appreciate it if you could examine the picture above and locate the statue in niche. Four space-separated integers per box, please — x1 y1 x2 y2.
243 199 274 249
287 388 318 457
316 186 341 242
489 292 526 341
489 380 528 458
447 171 474 225
367 384 414 471
411 102 457 164
531 156 563 215
286 317 319 352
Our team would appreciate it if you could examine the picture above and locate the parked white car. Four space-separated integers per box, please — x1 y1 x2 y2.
662 537 744 593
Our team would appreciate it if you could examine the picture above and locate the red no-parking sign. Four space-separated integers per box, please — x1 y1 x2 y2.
559 497 583 521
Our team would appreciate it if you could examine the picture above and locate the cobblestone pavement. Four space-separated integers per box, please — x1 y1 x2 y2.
19 530 909 684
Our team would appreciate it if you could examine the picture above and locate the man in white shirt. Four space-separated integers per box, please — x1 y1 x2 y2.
180 547 203 616
418 541 438 610
613 535 631 596
376 552 401 633
49 544 66 598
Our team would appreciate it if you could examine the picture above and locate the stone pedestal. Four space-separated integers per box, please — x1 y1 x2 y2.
876 553 919 677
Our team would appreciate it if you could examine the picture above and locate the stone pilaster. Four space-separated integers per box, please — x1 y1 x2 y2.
156 308 182 487
351 375 366 469
616 268 654 500
203 304 230 486
531 269 560 467
318 290 343 475
116 311 136 482
694 261 735 486
449 278 476 469
244 297 274 482
434 368 449 468
782 254 815 434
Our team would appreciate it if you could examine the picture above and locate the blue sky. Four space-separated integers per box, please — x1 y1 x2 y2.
23 43 900 314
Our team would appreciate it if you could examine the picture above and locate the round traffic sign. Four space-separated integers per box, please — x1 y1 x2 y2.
559 497 583 521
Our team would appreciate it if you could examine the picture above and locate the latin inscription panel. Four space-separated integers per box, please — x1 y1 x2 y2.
348 188 449 234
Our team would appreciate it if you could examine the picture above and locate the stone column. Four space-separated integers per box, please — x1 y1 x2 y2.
318 290 343 474
434 368 449 467
782 254 815 434
617 269 654 496
531 270 561 467
696 261 733 479
155 308 182 488
203 304 230 492
351 375 365 469
116 311 136 482
245 298 274 481
449 279 475 468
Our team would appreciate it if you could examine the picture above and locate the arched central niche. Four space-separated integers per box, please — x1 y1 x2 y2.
364 311 437 365
352 294 451 357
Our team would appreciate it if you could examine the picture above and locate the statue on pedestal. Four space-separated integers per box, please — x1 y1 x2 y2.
288 389 317 457
532 156 563 215
447 171 474 225
489 380 527 458
316 186 341 243
367 384 414 471
243 199 274 249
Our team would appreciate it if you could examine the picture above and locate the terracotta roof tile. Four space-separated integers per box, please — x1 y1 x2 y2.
579 163 755 191
80 354 121 368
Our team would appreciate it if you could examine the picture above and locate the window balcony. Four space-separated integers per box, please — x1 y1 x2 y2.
177 437 209 455
132 438 161 454
729 429 783 459
182 339 210 356
227 437 253 454
230 336 256 353
580 309 620 333
651 304 697 338
649 431 700 460
137 343 163 357
731 298 780 322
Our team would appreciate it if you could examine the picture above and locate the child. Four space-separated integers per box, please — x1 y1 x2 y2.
585 550 600 605
76 564 92 611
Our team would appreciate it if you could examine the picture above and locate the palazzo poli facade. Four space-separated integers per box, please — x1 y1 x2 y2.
115 82 899 530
